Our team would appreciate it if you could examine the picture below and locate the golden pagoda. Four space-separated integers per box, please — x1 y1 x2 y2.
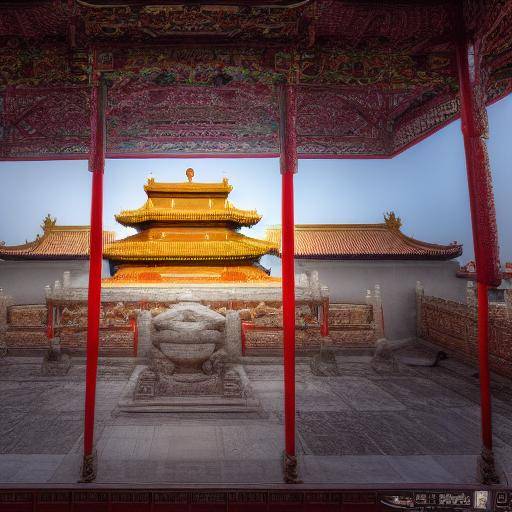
103 168 280 286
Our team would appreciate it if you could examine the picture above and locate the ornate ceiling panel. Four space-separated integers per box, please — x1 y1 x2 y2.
0 0 511 160
0 2 67 43
0 86 89 159
106 84 279 156
316 1 453 51
77 3 314 45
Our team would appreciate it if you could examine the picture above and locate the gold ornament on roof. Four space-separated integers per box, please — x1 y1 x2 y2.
186 168 194 182
384 211 402 230
41 214 57 232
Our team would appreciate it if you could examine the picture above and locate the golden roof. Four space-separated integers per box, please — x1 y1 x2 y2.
144 174 233 197
118 169 260 227
104 227 277 262
116 203 261 227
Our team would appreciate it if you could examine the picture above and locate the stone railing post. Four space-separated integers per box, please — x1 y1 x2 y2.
0 289 14 350
505 289 512 322
225 310 242 361
136 310 152 358
466 280 477 308
63 271 71 288
372 284 385 339
0 289 14 329
415 281 424 338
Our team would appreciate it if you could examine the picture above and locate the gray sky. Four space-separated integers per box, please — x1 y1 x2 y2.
0 96 510 263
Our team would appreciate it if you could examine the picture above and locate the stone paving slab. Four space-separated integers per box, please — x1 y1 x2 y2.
1 350 512 486
324 377 406 411
301 455 404 484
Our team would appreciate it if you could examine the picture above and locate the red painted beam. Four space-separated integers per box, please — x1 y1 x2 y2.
279 83 299 483
81 75 106 483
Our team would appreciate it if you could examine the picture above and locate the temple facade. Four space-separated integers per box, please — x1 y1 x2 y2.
103 169 279 286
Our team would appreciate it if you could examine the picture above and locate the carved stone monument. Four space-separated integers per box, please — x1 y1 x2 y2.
119 302 258 412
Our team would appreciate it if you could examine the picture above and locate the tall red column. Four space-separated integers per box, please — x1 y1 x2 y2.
81 76 106 483
279 84 299 483
456 33 501 484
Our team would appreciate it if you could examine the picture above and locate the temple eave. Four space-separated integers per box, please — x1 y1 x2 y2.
105 255 269 262
114 210 262 227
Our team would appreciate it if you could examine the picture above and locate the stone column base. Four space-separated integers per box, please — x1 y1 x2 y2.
80 450 97 483
282 450 301 484
477 447 500 485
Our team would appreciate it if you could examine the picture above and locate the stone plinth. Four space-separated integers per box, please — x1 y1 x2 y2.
119 302 258 413
119 364 259 412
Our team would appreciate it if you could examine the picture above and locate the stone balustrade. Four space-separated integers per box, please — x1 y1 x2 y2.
416 281 512 378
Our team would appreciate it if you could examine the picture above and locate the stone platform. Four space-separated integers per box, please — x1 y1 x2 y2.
119 365 260 413
1 341 512 486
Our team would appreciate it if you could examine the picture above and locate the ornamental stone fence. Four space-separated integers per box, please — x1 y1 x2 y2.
416 281 512 379
0 281 386 356
242 284 385 354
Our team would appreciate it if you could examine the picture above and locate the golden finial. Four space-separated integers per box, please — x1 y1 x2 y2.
384 211 402 230
186 168 194 182
41 214 56 232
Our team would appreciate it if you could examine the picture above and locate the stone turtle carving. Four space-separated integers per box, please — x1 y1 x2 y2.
150 302 227 376
123 302 258 411
135 302 246 401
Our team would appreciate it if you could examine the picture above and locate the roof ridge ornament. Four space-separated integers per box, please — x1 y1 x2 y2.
186 167 194 182
41 214 57 233
384 211 402 230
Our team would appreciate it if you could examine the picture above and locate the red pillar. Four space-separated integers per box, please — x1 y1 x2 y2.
279 83 299 483
456 33 501 484
81 76 106 482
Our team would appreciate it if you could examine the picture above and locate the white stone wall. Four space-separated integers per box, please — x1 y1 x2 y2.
263 255 466 340
0 259 111 305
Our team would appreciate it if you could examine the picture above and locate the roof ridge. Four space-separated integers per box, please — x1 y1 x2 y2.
398 230 462 251
266 223 389 230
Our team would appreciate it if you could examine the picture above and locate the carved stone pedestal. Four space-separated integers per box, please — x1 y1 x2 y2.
119 364 259 413
119 302 259 413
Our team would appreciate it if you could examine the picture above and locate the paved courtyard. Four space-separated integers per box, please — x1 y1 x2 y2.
1 342 512 486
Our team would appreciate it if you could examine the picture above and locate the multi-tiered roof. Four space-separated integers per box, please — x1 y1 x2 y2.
103 169 278 285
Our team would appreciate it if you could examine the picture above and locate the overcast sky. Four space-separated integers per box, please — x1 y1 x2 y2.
0 96 510 263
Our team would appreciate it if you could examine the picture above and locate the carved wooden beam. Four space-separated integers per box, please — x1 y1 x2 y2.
77 0 311 7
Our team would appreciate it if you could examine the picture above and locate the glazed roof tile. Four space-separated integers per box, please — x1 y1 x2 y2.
0 222 116 260
265 220 462 261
